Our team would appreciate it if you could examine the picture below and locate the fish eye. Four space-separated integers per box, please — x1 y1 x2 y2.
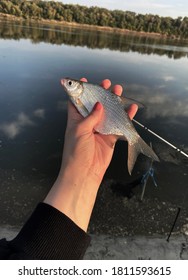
68 80 72 86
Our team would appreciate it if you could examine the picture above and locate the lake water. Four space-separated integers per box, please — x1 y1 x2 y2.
0 19 188 236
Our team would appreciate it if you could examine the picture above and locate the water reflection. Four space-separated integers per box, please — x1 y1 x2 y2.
0 19 188 59
0 112 34 139
128 84 188 119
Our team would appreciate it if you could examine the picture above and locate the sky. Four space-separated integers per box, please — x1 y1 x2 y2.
56 0 188 18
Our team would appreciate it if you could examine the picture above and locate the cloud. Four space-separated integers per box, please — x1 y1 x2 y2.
113 0 175 15
58 0 188 18
144 97 188 119
33 108 45 119
162 75 176 82
17 113 34 126
0 122 21 139
0 113 34 139
57 100 67 111
152 3 174 9
127 83 188 120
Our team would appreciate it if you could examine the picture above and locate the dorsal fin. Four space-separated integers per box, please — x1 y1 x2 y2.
119 96 145 110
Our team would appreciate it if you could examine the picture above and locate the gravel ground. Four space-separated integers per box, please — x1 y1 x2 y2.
0 168 188 260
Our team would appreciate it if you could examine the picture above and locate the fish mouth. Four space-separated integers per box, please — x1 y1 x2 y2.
60 78 70 96
60 77 71 86
60 78 66 86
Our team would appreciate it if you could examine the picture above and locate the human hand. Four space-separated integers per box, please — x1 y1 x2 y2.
44 78 138 231
61 78 138 184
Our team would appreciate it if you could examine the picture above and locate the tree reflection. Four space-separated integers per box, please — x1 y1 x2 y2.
0 20 188 60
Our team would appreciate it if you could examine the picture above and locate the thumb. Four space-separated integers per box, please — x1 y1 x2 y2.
82 102 103 132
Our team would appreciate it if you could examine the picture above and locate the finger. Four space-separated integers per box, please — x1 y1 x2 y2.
101 79 111 89
82 102 103 132
127 104 138 120
112 85 123 96
80 77 88 82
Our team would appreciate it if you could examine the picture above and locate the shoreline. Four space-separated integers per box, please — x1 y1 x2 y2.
0 167 188 237
0 225 187 259
0 13 180 40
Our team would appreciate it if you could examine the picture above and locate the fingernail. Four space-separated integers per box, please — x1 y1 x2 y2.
80 77 87 82
101 79 111 89
94 102 103 111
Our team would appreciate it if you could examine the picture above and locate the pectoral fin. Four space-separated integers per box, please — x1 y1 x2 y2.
74 98 90 117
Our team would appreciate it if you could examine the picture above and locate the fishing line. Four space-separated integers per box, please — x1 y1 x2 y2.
166 207 181 242
167 186 188 241
133 119 188 241
140 143 158 201
133 119 188 158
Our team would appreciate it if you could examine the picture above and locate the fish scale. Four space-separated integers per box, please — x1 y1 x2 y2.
61 78 159 174
82 83 134 140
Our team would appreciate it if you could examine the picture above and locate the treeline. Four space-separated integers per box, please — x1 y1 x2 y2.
1 21 187 60
0 0 188 38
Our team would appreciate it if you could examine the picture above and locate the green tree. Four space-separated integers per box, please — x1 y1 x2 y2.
0 0 187 38
0 0 13 14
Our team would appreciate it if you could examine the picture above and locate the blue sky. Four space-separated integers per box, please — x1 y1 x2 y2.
57 0 188 18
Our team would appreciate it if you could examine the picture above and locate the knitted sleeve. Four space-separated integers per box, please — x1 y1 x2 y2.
0 202 91 259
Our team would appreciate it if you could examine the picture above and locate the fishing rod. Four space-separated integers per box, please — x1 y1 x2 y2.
133 119 188 242
133 119 188 158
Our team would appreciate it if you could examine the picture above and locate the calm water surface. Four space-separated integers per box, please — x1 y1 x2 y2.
0 20 187 234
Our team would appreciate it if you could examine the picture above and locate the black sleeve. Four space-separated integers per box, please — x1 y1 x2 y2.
0 202 91 260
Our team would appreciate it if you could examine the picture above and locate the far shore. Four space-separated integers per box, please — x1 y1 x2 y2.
0 12 181 40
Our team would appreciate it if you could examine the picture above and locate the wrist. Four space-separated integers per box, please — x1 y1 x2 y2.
44 165 101 232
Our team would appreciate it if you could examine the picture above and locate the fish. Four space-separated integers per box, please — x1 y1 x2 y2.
61 78 159 174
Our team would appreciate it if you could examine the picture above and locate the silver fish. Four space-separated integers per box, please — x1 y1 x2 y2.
61 78 159 174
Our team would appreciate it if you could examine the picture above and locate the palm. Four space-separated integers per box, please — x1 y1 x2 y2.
92 133 117 177
66 102 115 174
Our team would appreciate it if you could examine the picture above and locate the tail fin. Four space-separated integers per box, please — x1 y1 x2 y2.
128 137 159 175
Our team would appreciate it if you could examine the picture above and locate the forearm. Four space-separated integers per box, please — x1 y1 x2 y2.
44 164 101 232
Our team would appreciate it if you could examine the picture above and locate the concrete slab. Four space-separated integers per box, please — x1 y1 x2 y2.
0 226 187 260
